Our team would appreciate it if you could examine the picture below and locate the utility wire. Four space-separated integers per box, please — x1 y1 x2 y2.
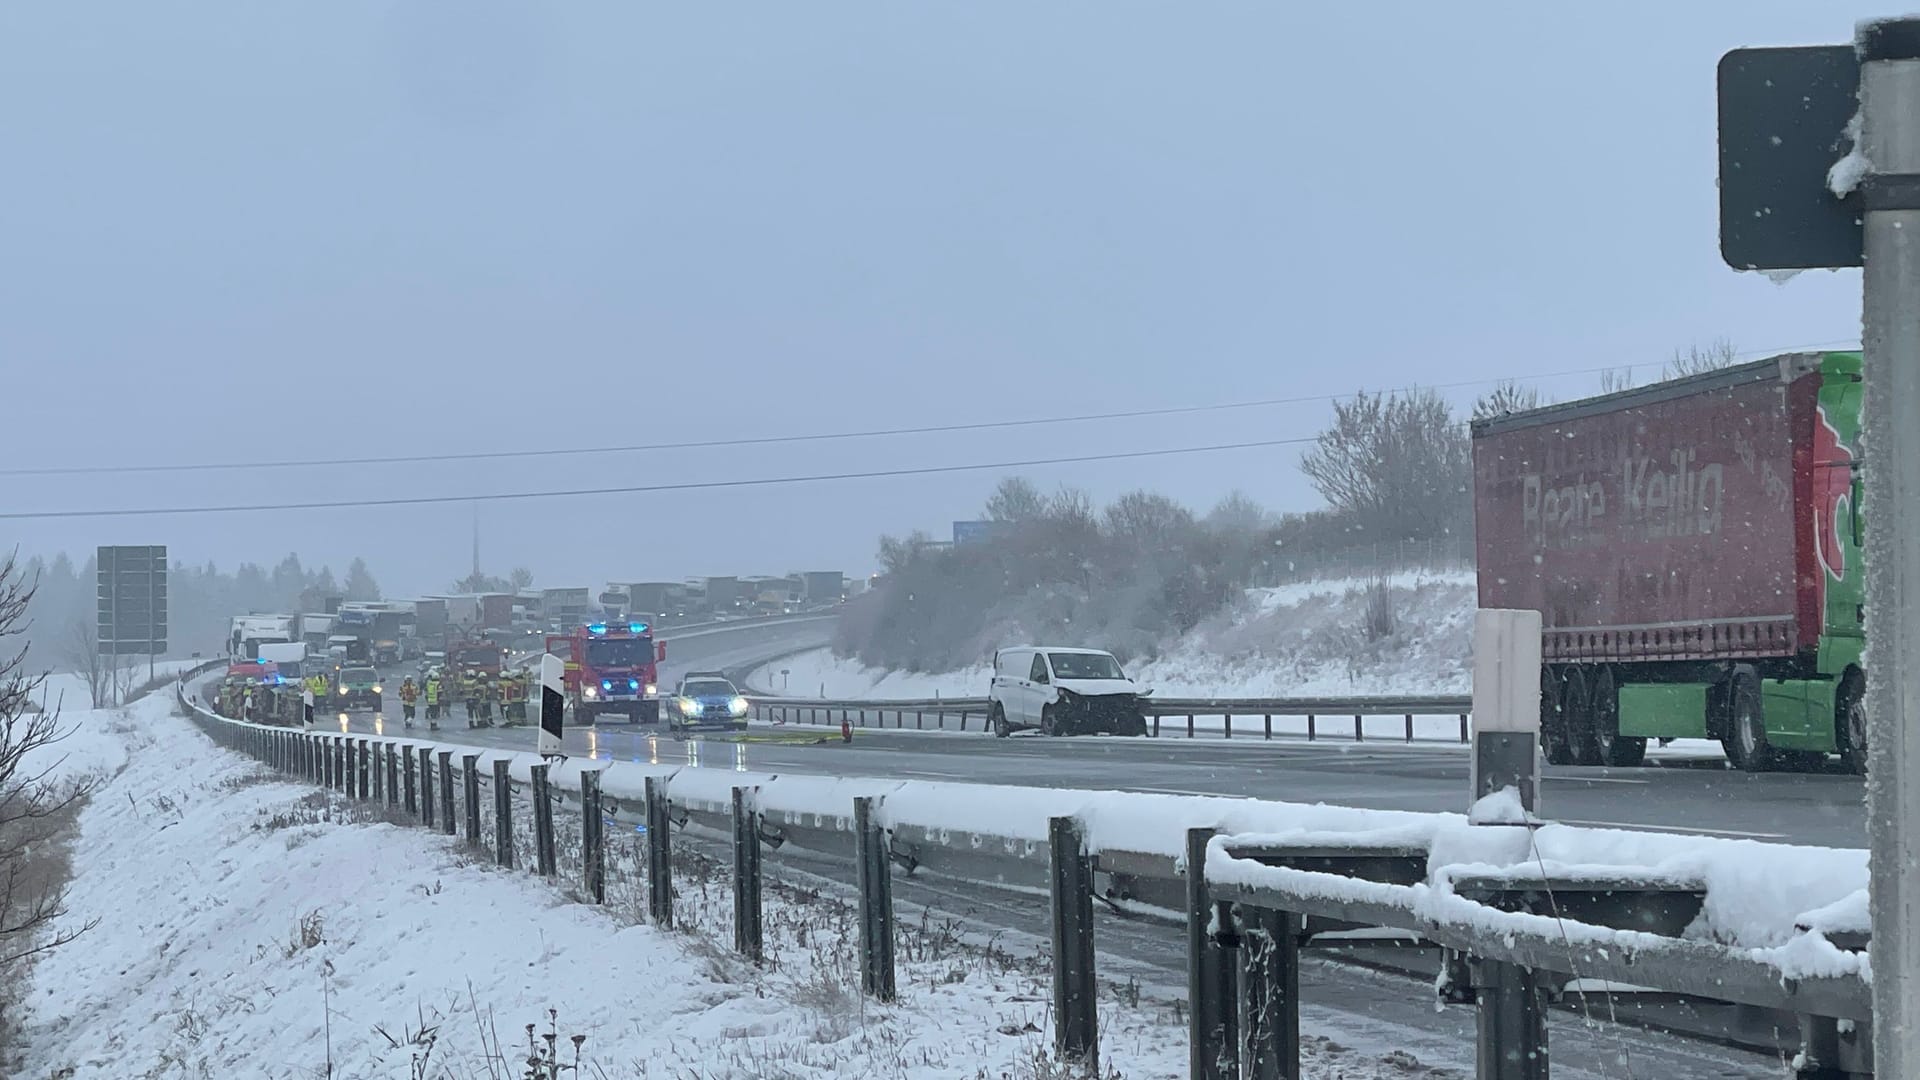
0 340 1858 479
0 436 1315 522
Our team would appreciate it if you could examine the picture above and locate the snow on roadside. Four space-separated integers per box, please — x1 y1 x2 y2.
19 685 1459 1079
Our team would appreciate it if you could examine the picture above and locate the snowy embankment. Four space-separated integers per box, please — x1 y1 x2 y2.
18 688 1207 1079
753 572 1475 699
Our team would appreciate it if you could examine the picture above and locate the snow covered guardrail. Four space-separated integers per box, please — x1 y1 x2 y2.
174 673 1873 1077
746 692 1475 742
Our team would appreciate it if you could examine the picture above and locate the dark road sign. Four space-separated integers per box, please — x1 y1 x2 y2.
1718 44 1862 270
96 544 167 655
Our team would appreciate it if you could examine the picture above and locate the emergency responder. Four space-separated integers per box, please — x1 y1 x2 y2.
461 670 480 725
499 669 524 726
399 676 419 729
424 671 442 730
476 673 495 727
307 672 328 709
242 683 256 723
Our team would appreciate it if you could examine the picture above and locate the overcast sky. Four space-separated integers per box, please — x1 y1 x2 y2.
0 2 1868 595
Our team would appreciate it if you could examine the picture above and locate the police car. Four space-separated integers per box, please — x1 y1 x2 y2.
669 672 750 733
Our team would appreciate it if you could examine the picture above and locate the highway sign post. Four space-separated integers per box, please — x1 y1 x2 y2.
1469 608 1541 811
1720 17 1920 1076
96 545 167 681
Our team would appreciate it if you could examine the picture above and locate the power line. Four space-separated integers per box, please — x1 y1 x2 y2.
0 436 1317 522
0 340 1858 479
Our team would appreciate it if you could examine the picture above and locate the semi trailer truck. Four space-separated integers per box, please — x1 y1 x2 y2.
1471 351 1864 773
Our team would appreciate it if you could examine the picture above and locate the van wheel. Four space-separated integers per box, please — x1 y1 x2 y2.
1837 670 1868 776
1541 667 1573 766
1590 668 1645 767
1040 705 1059 737
1723 667 1773 773
991 704 1010 739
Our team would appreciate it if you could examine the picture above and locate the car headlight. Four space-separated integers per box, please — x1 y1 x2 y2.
644 683 657 696
729 697 749 717
583 686 598 700
680 697 699 713
372 685 382 694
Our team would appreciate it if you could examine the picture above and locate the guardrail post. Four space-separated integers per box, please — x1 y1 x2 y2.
384 743 400 809
1187 714 1195 738
1238 907 1300 1080
403 746 418 816
438 751 455 835
645 776 672 926
1353 714 1363 742
1152 714 1161 737
1049 815 1097 1067
531 763 556 876
493 758 513 868
463 754 481 845
1223 712 1232 739
1263 714 1272 740
732 785 763 962
581 769 605 904
1186 827 1237 1080
1460 714 1470 743
322 735 335 789
854 796 896 1002
417 747 435 827
1307 715 1316 741
358 739 371 801
1405 713 1415 742
1472 958 1548 1080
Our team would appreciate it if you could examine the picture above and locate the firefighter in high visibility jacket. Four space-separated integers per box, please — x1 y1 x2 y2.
476 673 496 726
306 673 328 709
424 673 442 729
500 669 527 725
461 671 480 724
399 676 419 728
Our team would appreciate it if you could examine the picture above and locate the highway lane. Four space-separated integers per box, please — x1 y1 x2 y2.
324 700 1868 849
309 612 1867 848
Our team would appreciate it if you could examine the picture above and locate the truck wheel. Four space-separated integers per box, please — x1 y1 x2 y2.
1724 667 1774 773
579 703 598 727
1562 667 1600 766
1837 670 1868 776
990 704 1010 739
1590 668 1646 768
1541 667 1574 766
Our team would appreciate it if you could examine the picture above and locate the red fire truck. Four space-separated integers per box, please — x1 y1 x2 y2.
544 620 666 724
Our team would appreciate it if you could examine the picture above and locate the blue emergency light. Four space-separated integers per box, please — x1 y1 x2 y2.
587 623 607 635
628 622 647 633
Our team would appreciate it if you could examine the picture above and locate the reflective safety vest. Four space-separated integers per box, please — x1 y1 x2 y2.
424 678 440 704
307 675 327 697
399 682 418 704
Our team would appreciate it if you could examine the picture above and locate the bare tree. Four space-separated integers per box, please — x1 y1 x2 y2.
1471 381 1542 421
0 553 97 974
1598 367 1636 394
1299 388 1471 542
1664 338 1740 379
508 566 534 590
984 476 1046 523
60 620 106 709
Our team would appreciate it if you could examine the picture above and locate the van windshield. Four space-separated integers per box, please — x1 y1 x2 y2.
1048 653 1124 680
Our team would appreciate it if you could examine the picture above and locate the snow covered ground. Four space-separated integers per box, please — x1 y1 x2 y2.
752 571 1476 701
14 684 1475 1078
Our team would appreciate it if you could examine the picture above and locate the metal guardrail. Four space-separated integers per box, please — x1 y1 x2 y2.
747 693 1476 742
173 671 1868 1078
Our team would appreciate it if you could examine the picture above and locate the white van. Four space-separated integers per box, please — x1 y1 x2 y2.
988 646 1149 738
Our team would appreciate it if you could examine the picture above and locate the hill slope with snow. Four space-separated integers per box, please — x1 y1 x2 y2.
755 571 1475 699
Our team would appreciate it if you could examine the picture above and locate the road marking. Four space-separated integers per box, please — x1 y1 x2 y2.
1543 775 1650 785
1129 786 1249 798
896 768 970 780
1559 818 1788 839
